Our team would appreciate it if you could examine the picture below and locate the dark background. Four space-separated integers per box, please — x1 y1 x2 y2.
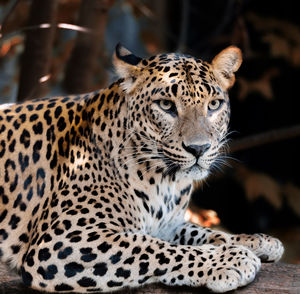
0 0 299 263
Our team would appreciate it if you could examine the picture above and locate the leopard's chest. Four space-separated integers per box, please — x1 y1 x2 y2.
136 181 192 240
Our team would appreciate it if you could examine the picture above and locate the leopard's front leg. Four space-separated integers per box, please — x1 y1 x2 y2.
22 230 260 293
170 222 284 262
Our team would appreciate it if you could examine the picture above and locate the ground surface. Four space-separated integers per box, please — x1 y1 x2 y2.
1 262 299 294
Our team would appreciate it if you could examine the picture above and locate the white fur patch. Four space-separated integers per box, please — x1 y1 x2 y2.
0 103 13 110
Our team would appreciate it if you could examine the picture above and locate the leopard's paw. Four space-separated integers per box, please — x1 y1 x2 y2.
251 233 284 262
204 245 261 293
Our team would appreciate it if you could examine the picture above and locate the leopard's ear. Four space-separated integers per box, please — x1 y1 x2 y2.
212 46 242 90
113 43 143 92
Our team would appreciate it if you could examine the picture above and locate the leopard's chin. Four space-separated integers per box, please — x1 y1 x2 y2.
178 164 209 180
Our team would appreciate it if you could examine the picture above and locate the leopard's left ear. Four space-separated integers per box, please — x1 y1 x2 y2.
113 43 143 92
212 46 242 90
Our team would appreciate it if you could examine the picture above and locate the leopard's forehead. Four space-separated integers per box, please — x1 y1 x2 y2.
142 53 224 105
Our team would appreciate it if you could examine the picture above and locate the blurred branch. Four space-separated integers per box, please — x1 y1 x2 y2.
63 0 114 94
17 0 58 101
0 23 92 43
229 124 300 153
0 0 19 39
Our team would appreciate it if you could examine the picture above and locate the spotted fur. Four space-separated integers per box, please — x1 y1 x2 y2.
0 45 283 293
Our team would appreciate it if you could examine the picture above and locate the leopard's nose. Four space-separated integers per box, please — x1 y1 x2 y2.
182 142 211 159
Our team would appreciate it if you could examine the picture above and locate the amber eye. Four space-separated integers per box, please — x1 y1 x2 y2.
208 99 224 112
154 99 178 117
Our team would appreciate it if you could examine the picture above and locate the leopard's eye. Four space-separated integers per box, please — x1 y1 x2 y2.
160 99 173 110
155 99 178 117
208 99 224 112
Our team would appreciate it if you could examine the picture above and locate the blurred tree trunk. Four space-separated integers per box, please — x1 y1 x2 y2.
17 0 57 102
63 0 114 94
153 0 168 51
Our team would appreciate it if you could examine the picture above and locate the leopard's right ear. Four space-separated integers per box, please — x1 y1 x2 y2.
113 43 143 92
212 46 242 90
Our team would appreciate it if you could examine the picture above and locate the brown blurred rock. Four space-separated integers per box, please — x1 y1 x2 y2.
1 262 299 294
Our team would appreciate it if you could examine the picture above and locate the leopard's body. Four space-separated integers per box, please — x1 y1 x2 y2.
0 45 283 293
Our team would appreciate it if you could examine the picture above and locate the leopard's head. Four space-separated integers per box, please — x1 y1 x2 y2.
114 44 242 180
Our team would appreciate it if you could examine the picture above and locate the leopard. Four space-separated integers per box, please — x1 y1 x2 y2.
0 43 284 293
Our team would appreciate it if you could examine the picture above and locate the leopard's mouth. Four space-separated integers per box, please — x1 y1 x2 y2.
157 146 211 179
160 155 209 180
